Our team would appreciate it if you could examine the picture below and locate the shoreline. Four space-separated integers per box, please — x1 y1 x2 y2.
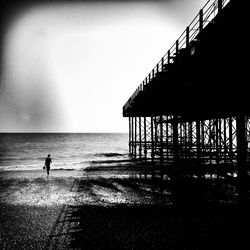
0 164 248 249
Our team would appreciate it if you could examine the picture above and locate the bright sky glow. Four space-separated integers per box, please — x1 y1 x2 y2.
0 0 207 132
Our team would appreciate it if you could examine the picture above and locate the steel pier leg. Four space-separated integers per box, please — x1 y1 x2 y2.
236 114 248 205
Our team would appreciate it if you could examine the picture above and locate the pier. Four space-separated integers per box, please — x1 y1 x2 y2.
123 0 249 204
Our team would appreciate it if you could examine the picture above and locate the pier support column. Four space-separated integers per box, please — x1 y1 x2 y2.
131 117 134 157
144 117 147 161
209 119 213 164
229 117 233 162
139 117 142 159
166 116 169 160
135 117 137 158
223 118 227 163
129 117 131 155
173 115 179 168
201 121 205 161
151 117 155 164
196 120 201 177
236 114 248 205
188 122 193 152
184 122 187 159
215 119 220 166
160 115 164 178
172 115 180 206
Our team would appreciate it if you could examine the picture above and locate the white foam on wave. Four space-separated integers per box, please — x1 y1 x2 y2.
0 161 90 171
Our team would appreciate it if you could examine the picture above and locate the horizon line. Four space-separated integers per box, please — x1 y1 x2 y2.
0 131 128 134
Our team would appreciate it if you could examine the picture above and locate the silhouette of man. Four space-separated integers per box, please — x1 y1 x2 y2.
45 154 52 177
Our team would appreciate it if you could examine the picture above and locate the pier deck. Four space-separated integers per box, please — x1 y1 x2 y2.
122 0 249 204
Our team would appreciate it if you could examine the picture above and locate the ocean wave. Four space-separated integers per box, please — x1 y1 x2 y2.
1 164 43 171
95 153 128 157
0 161 89 171
0 156 47 161
90 159 133 164
0 155 83 161
0 166 84 172
53 168 76 171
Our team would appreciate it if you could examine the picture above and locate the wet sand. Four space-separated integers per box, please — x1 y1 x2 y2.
0 163 249 249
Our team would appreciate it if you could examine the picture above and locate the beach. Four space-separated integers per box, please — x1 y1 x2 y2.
0 160 248 250
0 163 170 250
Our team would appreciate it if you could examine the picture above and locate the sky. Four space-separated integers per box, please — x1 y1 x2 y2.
0 0 207 133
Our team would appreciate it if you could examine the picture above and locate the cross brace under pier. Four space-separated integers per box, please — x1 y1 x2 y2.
128 115 250 202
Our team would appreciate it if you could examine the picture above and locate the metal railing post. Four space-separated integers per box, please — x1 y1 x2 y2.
199 9 203 32
218 0 222 13
168 50 170 64
186 26 189 48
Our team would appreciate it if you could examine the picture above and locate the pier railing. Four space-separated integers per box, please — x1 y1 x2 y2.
123 0 230 114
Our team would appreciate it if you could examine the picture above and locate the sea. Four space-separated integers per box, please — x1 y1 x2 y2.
0 133 129 171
